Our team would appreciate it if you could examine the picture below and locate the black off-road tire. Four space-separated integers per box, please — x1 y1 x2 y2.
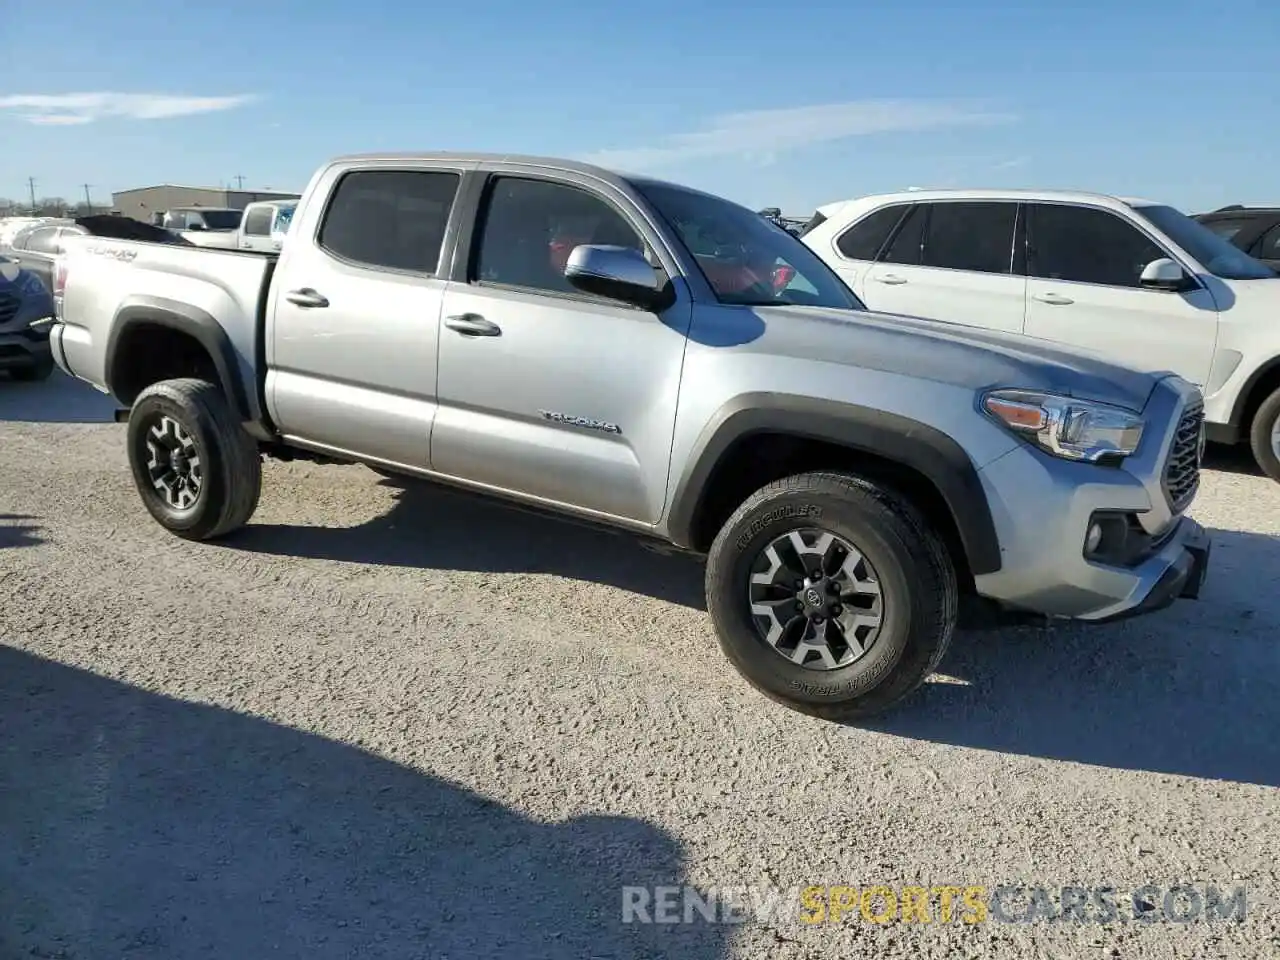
1248 386 1280 484
126 378 262 540
705 471 958 721
9 355 54 381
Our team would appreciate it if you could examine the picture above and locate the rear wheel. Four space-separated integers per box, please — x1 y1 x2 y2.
705 471 958 720
126 378 261 540
1248 386 1280 483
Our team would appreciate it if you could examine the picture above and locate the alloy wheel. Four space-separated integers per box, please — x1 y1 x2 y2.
143 414 203 510
747 528 884 671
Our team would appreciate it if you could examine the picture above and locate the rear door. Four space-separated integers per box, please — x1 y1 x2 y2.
1023 202 1218 385
821 202 912 297
266 163 465 468
861 200 1027 333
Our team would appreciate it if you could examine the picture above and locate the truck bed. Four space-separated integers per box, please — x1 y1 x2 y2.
54 235 278 408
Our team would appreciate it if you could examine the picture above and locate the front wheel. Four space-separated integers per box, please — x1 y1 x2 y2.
705 471 958 720
126 378 262 540
1249 386 1280 484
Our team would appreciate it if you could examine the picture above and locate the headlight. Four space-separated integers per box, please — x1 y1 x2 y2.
20 271 46 295
982 389 1144 463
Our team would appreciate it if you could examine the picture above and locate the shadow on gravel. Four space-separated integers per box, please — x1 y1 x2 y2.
0 368 118 423
0 513 43 548
1203 443 1264 477
230 475 709 610
870 526 1280 787
0 646 731 960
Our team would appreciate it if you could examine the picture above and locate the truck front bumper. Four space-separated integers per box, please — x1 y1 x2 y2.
971 387 1212 624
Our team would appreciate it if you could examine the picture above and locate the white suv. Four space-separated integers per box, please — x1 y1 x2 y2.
801 189 1280 481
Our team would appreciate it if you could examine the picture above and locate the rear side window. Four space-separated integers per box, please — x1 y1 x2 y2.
1200 218 1249 242
20 226 61 254
879 205 925 265
319 169 461 274
1028 204 1165 287
242 206 274 236
835 204 908 260
921 201 1017 274
1253 223 1280 260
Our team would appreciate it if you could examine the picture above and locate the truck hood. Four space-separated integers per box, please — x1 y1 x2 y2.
753 304 1165 412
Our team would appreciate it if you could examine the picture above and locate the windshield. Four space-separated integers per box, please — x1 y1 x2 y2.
199 210 243 231
1136 204 1276 280
633 181 864 310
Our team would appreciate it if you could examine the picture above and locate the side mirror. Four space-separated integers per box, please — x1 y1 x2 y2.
187 222 206 231
564 244 668 309
1139 257 1191 291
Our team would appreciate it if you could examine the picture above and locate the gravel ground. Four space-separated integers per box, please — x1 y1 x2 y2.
2 371 1278 960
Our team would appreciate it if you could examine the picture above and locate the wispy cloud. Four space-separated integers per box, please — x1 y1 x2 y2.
993 156 1030 170
581 99 1017 171
0 92 258 125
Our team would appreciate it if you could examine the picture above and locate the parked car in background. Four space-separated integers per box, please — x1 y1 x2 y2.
3 216 191 292
152 207 245 248
48 151 1211 719
2 219 87 293
1193 205 1280 269
235 199 297 252
0 254 54 380
0 216 53 247
802 188 1280 482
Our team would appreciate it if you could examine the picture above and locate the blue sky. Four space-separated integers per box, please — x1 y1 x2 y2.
1 0 1275 215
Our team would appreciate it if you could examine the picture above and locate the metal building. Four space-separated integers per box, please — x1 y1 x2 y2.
110 184 301 223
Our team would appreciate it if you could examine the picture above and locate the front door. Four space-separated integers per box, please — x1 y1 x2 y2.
431 173 689 524
860 200 1027 334
267 166 463 467
1022 202 1218 387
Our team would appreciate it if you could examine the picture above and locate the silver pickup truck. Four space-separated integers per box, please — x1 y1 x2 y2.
49 151 1211 719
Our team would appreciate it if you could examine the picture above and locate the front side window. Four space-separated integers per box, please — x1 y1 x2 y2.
921 201 1017 274
635 180 862 309
318 169 461 274
474 176 647 296
835 204 908 261
1028 204 1166 288
1136 204 1276 280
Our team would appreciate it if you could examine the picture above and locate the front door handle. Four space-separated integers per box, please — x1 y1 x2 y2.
874 274 908 285
284 288 329 308
1033 292 1074 305
444 313 502 337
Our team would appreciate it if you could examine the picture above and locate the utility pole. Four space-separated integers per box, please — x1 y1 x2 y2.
27 176 37 212
232 174 246 190
82 184 93 209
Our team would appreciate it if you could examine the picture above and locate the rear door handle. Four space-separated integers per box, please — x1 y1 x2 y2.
874 274 908 285
444 313 502 337
284 288 329 308
1033 292 1074 305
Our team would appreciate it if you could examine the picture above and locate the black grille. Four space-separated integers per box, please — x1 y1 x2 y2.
0 293 18 326
1163 400 1204 514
